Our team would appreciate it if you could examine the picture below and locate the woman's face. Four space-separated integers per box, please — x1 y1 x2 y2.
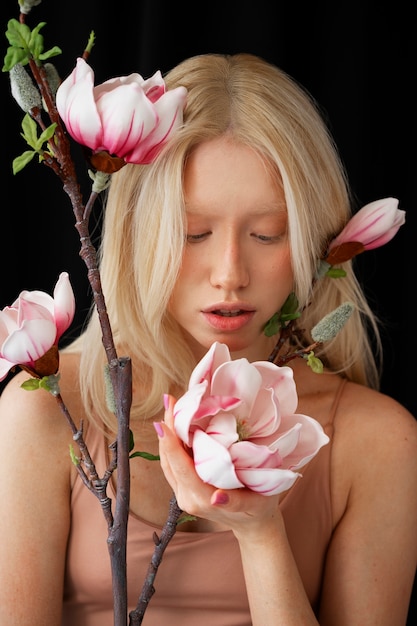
169 136 294 362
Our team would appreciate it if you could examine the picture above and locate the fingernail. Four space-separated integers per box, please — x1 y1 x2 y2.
163 393 169 410
211 490 229 505
153 421 164 438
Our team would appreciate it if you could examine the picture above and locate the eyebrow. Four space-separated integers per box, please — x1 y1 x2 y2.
185 203 287 215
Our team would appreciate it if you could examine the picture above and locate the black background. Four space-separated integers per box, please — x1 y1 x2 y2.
1 0 416 620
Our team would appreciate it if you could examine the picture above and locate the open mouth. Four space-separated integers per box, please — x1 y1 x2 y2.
213 309 245 317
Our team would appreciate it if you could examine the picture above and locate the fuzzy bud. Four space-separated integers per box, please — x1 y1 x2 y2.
43 63 61 99
18 0 42 15
104 364 116 413
88 170 112 193
311 302 355 343
10 63 41 112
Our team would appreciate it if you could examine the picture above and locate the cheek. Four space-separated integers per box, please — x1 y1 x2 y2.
268 246 294 284
167 257 196 313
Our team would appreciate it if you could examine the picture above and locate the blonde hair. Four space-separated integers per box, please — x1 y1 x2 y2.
65 53 381 434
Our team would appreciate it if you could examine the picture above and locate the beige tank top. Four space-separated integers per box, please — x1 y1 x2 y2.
62 380 345 625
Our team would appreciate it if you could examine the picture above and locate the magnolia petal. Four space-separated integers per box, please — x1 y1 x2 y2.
95 71 147 93
53 272 75 339
141 70 166 103
192 429 244 489
237 386 280 439
17 297 54 325
174 388 241 444
252 362 298 415
56 58 103 150
329 198 405 251
236 467 300 495
270 413 329 470
2 318 56 364
173 381 208 445
230 440 282 469
0 356 18 381
205 412 239 447
96 84 157 156
14 289 54 315
125 86 187 164
0 297 52 336
193 395 241 420
0 311 16 340
212 358 262 407
188 341 231 389
268 422 302 459
364 220 405 250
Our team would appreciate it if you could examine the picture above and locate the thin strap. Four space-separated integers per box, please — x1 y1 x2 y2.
328 377 348 424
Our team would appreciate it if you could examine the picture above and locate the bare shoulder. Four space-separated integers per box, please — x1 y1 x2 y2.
294 356 417 445
330 380 417 524
0 352 82 448
337 380 417 447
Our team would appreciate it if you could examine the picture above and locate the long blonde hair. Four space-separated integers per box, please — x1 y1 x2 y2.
65 53 381 434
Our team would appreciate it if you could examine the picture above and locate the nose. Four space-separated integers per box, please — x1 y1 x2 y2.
209 234 250 291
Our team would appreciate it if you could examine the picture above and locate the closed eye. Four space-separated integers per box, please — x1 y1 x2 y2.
251 233 284 244
186 232 212 243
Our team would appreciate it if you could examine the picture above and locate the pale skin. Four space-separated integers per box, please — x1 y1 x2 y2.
0 136 417 625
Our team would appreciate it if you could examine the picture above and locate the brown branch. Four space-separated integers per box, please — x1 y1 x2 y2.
129 494 183 625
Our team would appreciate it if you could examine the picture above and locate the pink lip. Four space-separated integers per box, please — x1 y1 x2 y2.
201 304 255 331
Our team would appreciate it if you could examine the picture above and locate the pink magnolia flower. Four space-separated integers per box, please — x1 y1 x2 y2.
325 197 405 264
56 57 187 166
0 272 75 381
173 342 329 496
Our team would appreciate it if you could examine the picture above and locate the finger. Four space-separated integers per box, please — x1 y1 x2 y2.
163 393 175 429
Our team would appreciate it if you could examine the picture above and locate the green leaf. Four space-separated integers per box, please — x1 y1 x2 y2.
305 352 324 374
13 150 36 174
20 377 41 391
39 374 61 395
279 311 301 323
2 19 61 72
28 22 46 59
263 312 281 337
2 45 30 71
129 429 135 453
37 122 57 149
263 292 301 337
14 114 57 171
21 112 39 146
281 291 299 315
39 46 62 61
325 267 347 278
130 450 160 461
4 19 32 48
177 514 197 526
69 444 80 466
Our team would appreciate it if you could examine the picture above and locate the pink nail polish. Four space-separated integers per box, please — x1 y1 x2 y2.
211 491 229 505
153 421 164 438
163 393 169 410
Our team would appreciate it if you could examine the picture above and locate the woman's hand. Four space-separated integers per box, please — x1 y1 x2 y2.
154 394 283 538
155 395 319 626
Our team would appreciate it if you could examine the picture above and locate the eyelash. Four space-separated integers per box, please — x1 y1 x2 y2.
186 232 282 244
186 232 211 242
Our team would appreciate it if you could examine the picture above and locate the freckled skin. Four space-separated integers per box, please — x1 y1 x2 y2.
169 137 293 363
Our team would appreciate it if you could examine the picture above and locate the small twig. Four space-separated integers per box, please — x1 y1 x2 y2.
129 494 183 625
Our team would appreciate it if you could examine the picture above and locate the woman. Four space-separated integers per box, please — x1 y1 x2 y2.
0 53 416 625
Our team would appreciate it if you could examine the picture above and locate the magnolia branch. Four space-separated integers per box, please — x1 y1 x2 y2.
7 8 183 624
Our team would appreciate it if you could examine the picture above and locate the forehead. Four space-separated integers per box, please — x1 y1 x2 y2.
184 137 286 214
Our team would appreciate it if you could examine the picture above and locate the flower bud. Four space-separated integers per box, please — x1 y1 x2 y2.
18 0 42 14
311 302 354 343
43 62 61 99
10 63 42 112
